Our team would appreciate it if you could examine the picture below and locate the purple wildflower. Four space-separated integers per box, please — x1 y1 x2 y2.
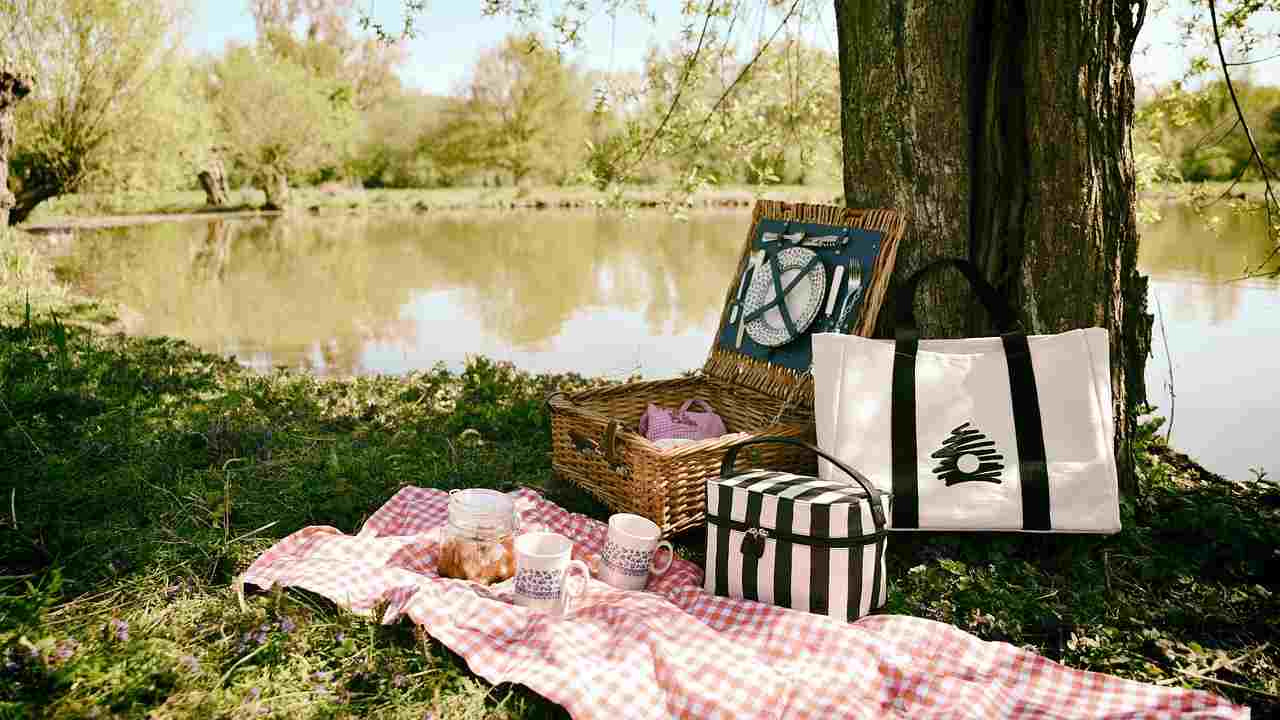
252 630 268 645
24 645 40 661
335 632 345 643
108 619 129 642
248 687 261 701
52 639 78 663
279 616 296 634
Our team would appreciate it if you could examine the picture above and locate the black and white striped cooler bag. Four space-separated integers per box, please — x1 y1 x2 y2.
704 438 890 621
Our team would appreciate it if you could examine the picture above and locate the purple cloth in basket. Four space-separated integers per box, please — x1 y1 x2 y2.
638 399 728 442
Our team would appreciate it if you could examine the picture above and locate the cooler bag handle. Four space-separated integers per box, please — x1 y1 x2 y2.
894 258 1019 341
719 437 886 533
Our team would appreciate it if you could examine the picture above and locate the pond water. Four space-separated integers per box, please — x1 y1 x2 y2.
44 206 1279 481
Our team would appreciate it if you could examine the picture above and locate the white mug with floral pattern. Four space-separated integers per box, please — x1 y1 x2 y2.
512 532 590 614
599 513 675 591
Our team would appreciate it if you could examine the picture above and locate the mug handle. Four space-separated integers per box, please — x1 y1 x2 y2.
561 560 591 613
650 541 675 575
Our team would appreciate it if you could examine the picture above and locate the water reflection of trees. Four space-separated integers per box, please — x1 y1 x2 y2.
1140 205 1280 324
65 211 748 374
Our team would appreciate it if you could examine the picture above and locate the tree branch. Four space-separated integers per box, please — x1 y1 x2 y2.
613 0 718 180
1225 50 1280 66
1209 0 1280 278
683 0 802 152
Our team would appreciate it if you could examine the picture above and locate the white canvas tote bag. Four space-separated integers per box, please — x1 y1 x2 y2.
813 259 1120 533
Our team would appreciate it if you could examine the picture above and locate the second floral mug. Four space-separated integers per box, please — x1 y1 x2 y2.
599 513 674 591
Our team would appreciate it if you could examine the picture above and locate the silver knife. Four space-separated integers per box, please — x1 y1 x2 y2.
823 264 844 323
736 250 764 348
729 260 752 324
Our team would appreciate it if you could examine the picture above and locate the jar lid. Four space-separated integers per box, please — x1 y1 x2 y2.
448 489 516 535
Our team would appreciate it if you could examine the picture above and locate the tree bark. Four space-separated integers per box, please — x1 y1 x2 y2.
261 169 290 211
835 0 1151 498
0 65 33 227
198 152 230 207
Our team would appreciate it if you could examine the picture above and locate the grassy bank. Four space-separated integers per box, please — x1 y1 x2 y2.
21 182 1276 231
22 185 844 229
1 228 1277 717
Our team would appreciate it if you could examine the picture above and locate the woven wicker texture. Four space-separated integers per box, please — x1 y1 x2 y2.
549 201 906 536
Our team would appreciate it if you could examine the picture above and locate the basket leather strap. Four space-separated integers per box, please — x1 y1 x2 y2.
602 420 621 463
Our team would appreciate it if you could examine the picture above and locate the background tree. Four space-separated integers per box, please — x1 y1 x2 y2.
1136 80 1280 183
209 46 359 210
0 60 32 227
436 34 591 185
0 0 206 225
352 91 453 188
636 36 840 187
251 0 406 112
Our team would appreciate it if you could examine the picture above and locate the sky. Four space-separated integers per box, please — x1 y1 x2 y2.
189 0 1280 97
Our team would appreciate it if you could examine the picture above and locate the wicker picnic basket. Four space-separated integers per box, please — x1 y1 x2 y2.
548 200 907 536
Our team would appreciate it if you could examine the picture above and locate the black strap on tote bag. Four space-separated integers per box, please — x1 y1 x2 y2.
890 259 1051 531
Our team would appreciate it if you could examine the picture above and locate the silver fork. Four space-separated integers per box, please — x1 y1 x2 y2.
832 258 863 332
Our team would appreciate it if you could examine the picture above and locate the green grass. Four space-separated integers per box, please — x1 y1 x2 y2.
23 184 845 227
0 248 1277 717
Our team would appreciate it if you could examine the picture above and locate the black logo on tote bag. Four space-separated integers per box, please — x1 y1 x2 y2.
931 422 1005 485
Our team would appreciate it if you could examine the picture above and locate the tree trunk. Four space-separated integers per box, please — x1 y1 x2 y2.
0 66 33 227
834 0 1151 498
198 153 230 207
261 170 290 211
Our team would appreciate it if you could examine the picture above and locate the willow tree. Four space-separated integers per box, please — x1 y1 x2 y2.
1 0 205 225
833 1 1151 494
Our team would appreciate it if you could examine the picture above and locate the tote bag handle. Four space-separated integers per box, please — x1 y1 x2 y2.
719 437 886 533
894 258 1019 341
888 258 1050 531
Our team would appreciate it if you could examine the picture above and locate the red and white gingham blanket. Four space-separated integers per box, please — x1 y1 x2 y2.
241 487 1249 719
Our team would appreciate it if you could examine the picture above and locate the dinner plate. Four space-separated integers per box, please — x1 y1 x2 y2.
742 246 826 347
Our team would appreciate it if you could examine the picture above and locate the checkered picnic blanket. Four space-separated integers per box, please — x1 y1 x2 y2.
241 487 1250 719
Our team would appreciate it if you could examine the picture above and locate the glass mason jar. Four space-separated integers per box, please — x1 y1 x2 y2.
437 489 520 584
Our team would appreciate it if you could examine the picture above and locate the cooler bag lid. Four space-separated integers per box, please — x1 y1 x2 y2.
707 438 889 554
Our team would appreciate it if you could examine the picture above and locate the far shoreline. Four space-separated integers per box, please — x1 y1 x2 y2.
18 184 842 233
16 181 1266 234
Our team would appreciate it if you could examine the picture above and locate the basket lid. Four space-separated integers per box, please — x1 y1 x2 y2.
702 201 906 407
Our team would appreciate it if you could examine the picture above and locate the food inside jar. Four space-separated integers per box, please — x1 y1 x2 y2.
438 534 515 584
